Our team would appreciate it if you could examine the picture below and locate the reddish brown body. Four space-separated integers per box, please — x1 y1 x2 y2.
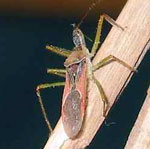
61 50 87 139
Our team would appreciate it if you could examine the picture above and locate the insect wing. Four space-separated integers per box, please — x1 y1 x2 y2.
62 62 87 139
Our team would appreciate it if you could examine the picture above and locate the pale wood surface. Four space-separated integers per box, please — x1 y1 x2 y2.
124 86 150 149
44 0 150 148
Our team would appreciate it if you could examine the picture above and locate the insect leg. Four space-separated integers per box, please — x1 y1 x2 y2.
46 45 71 57
91 14 105 56
91 14 124 56
103 14 124 30
47 68 66 78
36 82 65 135
92 75 109 116
92 55 136 72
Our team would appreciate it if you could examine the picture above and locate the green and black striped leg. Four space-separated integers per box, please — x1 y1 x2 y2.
46 45 71 57
36 69 66 135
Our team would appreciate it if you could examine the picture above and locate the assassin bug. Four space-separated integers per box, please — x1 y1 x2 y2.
36 2 135 139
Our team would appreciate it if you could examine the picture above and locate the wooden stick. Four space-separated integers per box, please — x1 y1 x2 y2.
124 85 150 149
44 0 150 148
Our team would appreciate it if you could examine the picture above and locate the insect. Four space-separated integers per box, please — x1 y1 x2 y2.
36 2 135 139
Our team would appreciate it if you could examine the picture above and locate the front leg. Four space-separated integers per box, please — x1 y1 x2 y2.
91 14 124 57
46 45 71 57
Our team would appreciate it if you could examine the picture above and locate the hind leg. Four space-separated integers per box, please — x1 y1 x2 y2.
36 68 66 135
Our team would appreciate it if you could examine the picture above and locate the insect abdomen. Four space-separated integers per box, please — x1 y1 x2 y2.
62 89 83 139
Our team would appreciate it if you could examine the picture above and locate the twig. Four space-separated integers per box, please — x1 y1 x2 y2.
124 85 150 149
44 0 150 148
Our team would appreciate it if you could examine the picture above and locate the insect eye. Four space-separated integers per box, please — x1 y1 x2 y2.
76 30 80 34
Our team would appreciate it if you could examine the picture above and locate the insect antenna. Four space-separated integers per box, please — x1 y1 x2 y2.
75 0 104 29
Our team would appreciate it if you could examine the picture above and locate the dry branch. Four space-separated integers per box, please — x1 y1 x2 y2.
44 0 150 148
125 86 150 149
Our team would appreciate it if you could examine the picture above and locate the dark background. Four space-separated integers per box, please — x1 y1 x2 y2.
0 0 150 149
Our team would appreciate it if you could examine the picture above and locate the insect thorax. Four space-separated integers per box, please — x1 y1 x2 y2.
69 60 86 85
64 49 86 67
